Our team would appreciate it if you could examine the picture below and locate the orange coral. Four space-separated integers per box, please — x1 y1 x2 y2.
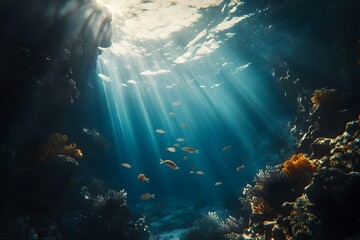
36 133 83 161
310 89 339 109
250 196 272 215
282 153 316 187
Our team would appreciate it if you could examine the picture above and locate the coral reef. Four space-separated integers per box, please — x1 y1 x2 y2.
242 118 360 240
310 89 342 110
60 180 150 240
282 153 316 188
241 166 296 215
36 133 83 161
183 212 244 240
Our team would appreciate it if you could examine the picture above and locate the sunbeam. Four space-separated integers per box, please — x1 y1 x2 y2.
96 0 285 203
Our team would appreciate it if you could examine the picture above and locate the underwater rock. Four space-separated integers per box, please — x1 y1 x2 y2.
306 168 360 239
310 138 332 159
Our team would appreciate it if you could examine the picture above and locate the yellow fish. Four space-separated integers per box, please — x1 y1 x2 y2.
166 147 176 152
160 159 179 170
140 193 155 200
214 182 222 186
196 171 205 175
156 129 166 134
181 147 199 153
120 163 131 168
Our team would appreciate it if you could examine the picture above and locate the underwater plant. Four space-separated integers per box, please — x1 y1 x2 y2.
36 133 83 161
282 153 316 188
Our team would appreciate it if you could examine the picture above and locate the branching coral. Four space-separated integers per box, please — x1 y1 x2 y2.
242 166 297 215
36 133 83 161
183 212 244 240
282 153 316 188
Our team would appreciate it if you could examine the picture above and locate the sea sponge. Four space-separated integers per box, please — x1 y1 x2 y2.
282 153 316 187
36 133 83 161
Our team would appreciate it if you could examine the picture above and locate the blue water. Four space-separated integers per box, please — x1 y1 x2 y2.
93 0 294 205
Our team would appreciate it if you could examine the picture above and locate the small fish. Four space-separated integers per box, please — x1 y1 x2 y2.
156 129 166 134
196 171 205 175
177 138 185 142
236 165 245 171
183 156 189 160
223 145 232 151
172 101 181 106
127 79 137 84
166 147 176 153
181 147 199 153
160 159 179 170
190 171 195 174
214 182 222 186
173 143 181 148
74 149 83 158
169 112 176 118
121 163 132 168
180 123 188 127
140 193 155 200
138 173 149 182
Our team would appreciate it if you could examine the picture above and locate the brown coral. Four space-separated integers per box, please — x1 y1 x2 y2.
282 153 316 187
36 133 83 161
310 89 340 109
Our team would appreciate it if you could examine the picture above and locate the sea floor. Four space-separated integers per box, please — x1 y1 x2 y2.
131 196 232 240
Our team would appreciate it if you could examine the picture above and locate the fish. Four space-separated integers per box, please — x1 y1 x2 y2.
156 129 166 134
181 147 199 153
173 143 181 148
172 101 181 106
120 163 131 168
160 159 179 170
140 193 155 200
223 145 232 151
214 182 222 186
169 112 176 118
180 123 188 127
166 147 176 153
137 173 149 182
177 138 185 142
236 165 245 171
196 171 205 175
190 171 195 174
183 156 189 160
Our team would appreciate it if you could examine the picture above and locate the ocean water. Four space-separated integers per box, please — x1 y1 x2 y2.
93 0 294 210
1 0 359 239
